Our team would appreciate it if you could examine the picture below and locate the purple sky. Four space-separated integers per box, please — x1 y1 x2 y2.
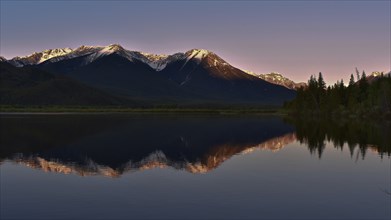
0 1 390 84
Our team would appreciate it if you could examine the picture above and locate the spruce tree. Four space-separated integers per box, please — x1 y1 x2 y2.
318 72 326 90
361 71 366 80
349 74 355 86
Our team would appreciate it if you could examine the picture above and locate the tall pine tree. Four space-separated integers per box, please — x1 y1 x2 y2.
349 74 355 86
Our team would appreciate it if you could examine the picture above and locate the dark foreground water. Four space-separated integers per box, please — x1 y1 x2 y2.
0 114 390 219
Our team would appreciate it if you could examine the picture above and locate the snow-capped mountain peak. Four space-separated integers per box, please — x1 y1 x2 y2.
38 45 103 65
102 44 125 52
96 44 125 56
243 70 306 90
186 49 211 61
369 71 390 77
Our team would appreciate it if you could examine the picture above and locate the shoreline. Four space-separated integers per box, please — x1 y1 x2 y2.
0 107 283 115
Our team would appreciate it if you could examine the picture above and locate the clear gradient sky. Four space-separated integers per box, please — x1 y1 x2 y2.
0 0 390 84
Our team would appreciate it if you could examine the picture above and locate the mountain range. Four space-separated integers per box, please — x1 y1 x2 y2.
1 44 301 107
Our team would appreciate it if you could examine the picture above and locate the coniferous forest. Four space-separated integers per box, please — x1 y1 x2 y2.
284 69 391 119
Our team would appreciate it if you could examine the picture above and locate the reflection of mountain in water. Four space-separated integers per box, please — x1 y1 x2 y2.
10 133 297 177
0 115 295 177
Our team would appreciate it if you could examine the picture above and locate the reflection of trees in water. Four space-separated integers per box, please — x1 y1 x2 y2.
285 118 391 159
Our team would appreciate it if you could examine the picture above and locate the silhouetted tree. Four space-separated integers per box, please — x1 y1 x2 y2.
349 74 355 86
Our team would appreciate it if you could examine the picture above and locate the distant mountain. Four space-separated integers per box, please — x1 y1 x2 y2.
3 44 297 106
0 61 134 106
365 71 391 83
244 70 306 90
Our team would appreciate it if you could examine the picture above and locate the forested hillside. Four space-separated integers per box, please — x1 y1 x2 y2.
284 70 391 118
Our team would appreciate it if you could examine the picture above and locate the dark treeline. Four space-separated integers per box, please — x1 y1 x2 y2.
285 117 391 159
284 69 391 118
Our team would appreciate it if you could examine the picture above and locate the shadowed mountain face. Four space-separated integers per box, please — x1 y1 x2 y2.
159 51 296 105
0 61 134 106
38 54 199 103
1 115 389 177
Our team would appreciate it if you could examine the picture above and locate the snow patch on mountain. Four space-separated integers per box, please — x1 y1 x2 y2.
9 47 74 67
185 49 210 63
45 45 104 64
243 70 258 77
38 48 73 63
370 71 391 77
189 49 210 60
140 52 169 62
139 52 173 71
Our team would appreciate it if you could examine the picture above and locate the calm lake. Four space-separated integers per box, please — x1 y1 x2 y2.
0 114 390 219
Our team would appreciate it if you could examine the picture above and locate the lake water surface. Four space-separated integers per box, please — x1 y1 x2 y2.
0 114 390 219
